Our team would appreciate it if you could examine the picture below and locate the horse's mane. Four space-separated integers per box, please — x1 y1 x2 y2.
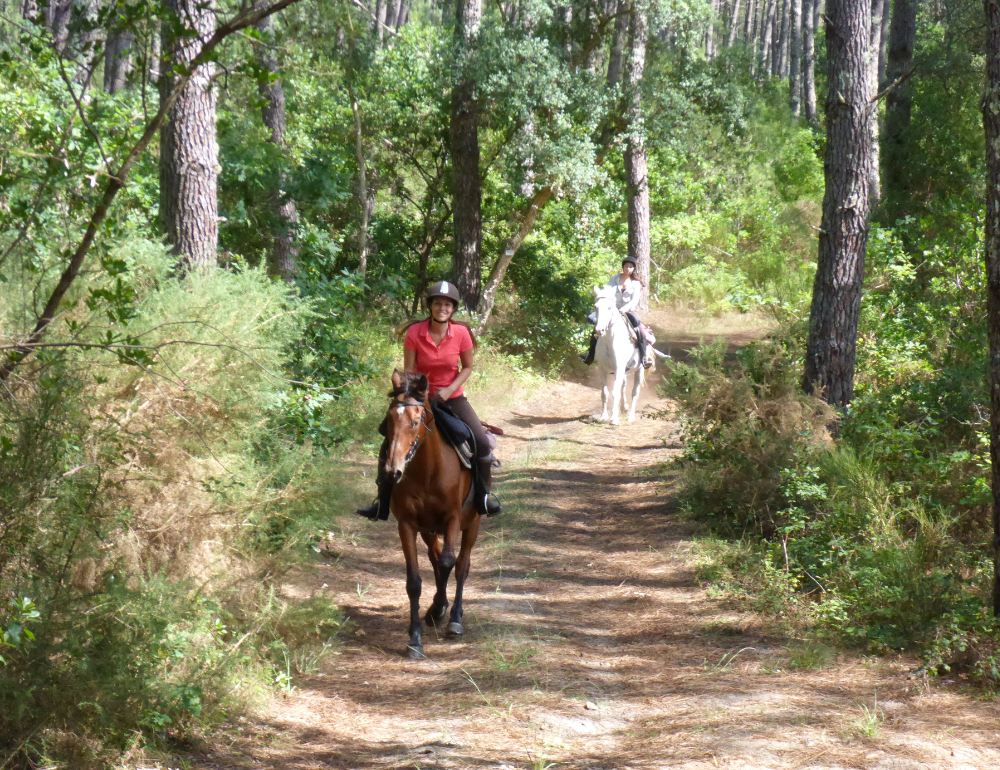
388 371 429 400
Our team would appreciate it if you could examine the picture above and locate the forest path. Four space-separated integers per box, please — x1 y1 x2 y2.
196 310 1000 770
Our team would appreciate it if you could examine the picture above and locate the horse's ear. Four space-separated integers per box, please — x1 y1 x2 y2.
593 285 601 295
391 369 403 390
415 374 429 395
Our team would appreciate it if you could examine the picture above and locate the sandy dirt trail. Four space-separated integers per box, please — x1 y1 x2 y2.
195 312 1000 770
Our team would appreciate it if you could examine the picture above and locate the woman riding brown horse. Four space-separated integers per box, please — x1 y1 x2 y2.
383 369 481 658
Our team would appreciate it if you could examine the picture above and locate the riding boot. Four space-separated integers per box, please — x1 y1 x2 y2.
356 478 394 521
637 333 652 369
476 454 502 516
580 332 597 366
357 436 393 521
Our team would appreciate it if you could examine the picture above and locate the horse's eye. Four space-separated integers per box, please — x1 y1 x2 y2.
411 421 420 429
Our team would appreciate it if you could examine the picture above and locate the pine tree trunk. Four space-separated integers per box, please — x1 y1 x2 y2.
624 1 650 311
727 0 743 46
802 0 872 408
388 0 404 28
761 0 776 76
451 0 484 311
885 0 917 205
983 0 1000 617
778 0 790 77
254 3 298 281
803 0 818 123
789 0 802 115
877 0 890 85
159 0 219 270
607 0 628 88
749 0 759 73
104 30 133 93
867 0 883 202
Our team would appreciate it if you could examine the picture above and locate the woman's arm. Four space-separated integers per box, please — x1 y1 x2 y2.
404 348 417 372
435 347 474 401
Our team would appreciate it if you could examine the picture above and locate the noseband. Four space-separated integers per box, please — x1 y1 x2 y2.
389 399 433 469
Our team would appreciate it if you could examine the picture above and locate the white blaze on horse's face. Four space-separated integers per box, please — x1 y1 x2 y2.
592 286 618 338
385 400 426 482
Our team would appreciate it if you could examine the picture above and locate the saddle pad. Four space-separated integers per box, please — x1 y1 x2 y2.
432 401 477 466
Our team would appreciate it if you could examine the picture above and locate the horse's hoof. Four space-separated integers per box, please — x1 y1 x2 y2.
610 419 619 427
447 622 463 636
406 644 426 659
425 607 448 627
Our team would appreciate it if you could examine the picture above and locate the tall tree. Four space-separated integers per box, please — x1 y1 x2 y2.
159 0 219 269
877 0 890 84
866 0 884 202
104 28 133 93
451 0 484 310
803 0 820 123
802 0 872 408
984 0 1000 616
727 0 743 46
884 0 917 205
777 0 790 77
624 0 650 310
254 0 298 280
607 0 628 88
789 0 802 116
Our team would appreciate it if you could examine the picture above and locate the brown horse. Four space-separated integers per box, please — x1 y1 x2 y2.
384 369 481 659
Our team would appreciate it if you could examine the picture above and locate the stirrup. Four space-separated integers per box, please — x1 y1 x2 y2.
485 492 503 517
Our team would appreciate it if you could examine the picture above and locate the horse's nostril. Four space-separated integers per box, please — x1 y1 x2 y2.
391 470 402 483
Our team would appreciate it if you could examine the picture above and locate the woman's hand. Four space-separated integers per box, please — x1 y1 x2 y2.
435 385 457 401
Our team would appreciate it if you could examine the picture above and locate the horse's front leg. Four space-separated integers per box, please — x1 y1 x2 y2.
599 369 612 422
627 369 643 423
421 532 449 628
610 367 626 426
398 521 424 658
448 515 481 636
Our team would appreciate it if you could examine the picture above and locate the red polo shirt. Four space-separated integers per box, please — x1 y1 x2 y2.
404 320 474 398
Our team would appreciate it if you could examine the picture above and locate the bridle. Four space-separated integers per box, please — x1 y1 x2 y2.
593 295 621 336
388 398 434 469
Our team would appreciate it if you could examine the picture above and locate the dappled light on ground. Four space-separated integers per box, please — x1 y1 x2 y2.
191 313 1000 770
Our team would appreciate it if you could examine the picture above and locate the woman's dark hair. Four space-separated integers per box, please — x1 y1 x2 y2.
621 260 647 288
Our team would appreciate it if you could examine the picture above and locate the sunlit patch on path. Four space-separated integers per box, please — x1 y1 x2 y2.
191 311 1000 770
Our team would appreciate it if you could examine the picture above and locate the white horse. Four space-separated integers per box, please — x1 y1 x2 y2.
591 285 646 425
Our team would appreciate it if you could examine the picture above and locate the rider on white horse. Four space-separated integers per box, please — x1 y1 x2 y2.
581 257 653 369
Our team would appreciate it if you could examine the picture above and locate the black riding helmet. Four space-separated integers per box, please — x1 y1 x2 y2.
622 256 638 269
425 280 462 308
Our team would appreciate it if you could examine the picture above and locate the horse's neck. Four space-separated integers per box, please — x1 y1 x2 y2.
411 424 453 479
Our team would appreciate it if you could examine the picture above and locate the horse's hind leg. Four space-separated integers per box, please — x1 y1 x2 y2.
448 516 481 636
398 522 424 658
421 532 449 627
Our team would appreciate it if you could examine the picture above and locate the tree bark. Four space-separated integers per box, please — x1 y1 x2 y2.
727 0 743 46
104 30 133 93
983 0 1000 617
878 0 890 85
624 1 650 311
867 0 884 202
761 0 776 76
803 0 818 123
789 0 802 115
802 0 872 408
159 0 219 270
749 0 759 73
388 0 404 29
254 1 298 280
885 0 917 205
778 0 790 77
451 0 484 311
606 0 629 88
